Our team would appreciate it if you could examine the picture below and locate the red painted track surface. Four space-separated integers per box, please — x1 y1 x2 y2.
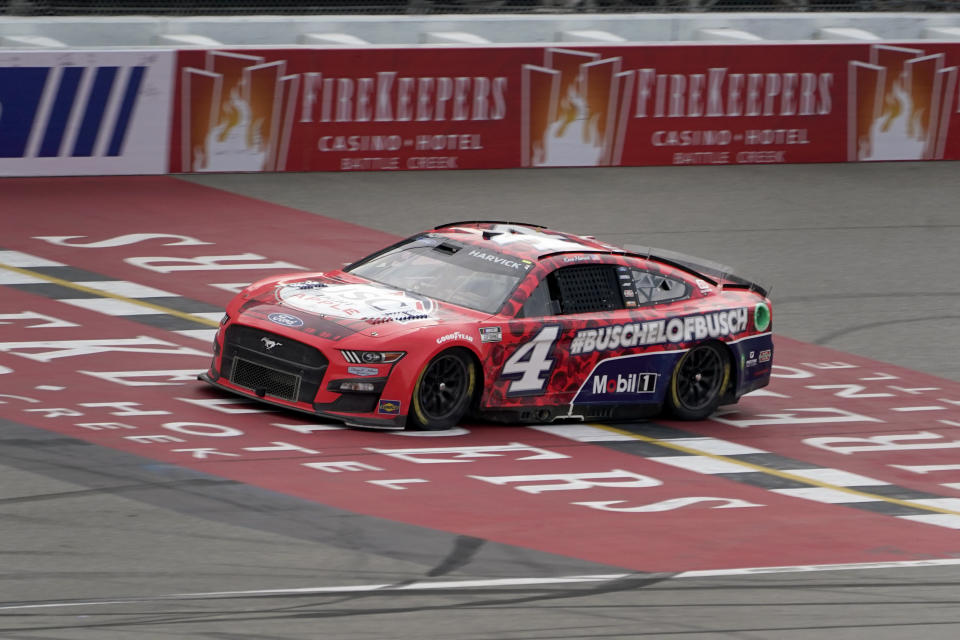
2 176 960 573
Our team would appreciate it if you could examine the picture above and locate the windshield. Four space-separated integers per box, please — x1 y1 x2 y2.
347 235 532 314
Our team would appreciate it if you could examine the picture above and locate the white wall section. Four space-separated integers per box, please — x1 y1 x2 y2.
1 13 958 48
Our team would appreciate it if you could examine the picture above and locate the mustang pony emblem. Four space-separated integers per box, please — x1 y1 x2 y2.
260 337 282 350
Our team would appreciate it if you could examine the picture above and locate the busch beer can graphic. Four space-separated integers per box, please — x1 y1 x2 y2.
849 44 958 161
181 51 300 172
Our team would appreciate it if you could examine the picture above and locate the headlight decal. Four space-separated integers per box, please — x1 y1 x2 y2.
341 350 405 364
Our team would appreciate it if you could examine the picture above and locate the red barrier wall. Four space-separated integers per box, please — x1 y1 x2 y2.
170 43 960 173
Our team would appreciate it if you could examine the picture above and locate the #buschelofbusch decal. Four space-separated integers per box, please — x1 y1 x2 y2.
570 308 748 355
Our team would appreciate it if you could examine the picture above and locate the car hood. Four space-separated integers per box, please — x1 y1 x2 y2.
235 273 487 340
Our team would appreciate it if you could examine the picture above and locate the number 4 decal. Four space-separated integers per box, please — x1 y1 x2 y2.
502 326 560 395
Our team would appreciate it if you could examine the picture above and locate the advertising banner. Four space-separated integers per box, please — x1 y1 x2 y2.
169 43 960 173
0 50 174 177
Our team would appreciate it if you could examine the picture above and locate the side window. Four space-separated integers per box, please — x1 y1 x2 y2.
554 265 623 314
518 279 558 318
629 269 690 306
518 265 627 318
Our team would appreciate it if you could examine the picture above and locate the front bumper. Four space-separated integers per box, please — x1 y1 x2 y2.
199 371 406 429
204 322 408 429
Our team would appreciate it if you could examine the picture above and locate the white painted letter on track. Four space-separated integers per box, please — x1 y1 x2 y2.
712 407 882 428
162 422 243 437
367 443 568 464
0 337 206 362
806 384 894 399
573 496 764 512
0 311 79 329
79 402 170 416
469 469 662 494
34 233 214 248
805 431 960 455
79 369 204 386
125 254 303 273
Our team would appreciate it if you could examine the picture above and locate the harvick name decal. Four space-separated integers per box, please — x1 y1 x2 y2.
571 308 748 355
467 249 531 271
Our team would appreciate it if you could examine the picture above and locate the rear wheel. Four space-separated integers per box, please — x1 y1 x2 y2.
409 350 476 430
665 342 730 420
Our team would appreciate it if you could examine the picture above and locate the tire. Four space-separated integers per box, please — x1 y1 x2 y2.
409 350 477 430
665 342 730 421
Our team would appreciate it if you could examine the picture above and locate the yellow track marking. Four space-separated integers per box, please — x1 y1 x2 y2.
592 423 960 518
0 262 220 328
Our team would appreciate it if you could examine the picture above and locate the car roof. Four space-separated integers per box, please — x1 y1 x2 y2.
427 221 768 297
430 221 621 261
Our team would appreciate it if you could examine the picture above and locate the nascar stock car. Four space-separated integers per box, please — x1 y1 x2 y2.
200 221 773 430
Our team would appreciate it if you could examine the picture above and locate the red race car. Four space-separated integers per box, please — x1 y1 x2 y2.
201 221 773 430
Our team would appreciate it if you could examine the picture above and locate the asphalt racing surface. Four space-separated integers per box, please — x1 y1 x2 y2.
1 162 959 639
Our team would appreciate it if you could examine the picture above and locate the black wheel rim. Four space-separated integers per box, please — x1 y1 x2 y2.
676 347 724 411
417 354 469 421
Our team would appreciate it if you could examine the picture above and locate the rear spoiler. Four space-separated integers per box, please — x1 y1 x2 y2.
625 245 771 298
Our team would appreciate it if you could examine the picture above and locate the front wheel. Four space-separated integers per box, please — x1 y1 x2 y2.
665 342 730 421
409 350 476 430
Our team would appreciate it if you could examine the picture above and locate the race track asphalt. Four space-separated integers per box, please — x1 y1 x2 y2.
1 161 958 639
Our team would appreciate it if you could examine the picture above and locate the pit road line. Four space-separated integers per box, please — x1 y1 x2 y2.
4 558 960 612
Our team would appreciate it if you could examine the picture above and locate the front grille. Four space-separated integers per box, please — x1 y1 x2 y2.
220 324 329 404
231 358 301 401
225 325 327 367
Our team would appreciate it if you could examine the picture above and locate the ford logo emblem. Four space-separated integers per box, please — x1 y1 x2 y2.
267 313 304 327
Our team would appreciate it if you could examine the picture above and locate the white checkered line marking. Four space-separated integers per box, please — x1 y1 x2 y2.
0 270 47 285
72 280 177 298
0 250 65 268
771 487 882 504
60 298 167 316
190 312 226 322
175 329 219 342
909 498 960 510
659 437 765 456
898 514 960 529
0 256 220 328
649 455 757 475
531 424 640 442
533 424 960 528
778 468 890 486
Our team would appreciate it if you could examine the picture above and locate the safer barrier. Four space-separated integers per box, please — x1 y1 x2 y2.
171 43 959 173
2 42 958 176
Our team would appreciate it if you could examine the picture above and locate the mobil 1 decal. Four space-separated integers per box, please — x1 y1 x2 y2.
574 352 681 405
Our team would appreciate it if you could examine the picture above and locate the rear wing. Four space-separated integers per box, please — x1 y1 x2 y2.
625 245 771 298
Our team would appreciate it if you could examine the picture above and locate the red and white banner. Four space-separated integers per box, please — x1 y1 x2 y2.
169 43 960 173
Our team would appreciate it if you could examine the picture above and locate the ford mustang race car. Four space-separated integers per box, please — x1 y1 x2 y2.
200 221 773 430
